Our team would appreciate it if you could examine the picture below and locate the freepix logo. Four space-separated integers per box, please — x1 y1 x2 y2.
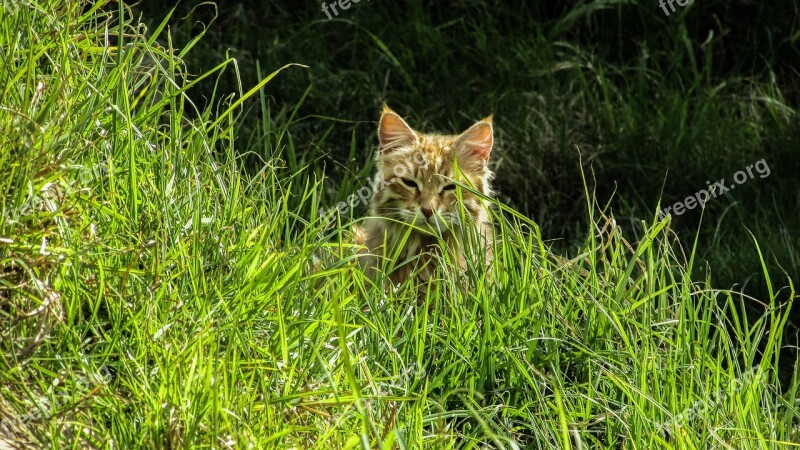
659 0 692 16
1 0 23 14
0 366 112 438
320 0 372 20
317 148 432 228
659 159 770 218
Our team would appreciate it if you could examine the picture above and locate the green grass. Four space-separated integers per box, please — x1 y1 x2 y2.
0 1 798 449
133 0 800 311
138 0 800 387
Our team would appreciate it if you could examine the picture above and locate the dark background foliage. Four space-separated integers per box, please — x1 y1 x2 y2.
134 0 799 344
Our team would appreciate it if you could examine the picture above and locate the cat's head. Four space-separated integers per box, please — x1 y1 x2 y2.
371 105 494 232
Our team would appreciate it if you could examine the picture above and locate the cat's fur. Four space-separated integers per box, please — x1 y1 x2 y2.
356 105 495 287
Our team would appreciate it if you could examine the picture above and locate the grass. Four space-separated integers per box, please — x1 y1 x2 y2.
138 0 800 387
134 0 800 310
0 1 798 449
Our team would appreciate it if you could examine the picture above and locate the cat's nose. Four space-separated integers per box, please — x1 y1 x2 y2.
421 207 433 219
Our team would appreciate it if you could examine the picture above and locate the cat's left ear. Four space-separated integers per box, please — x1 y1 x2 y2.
455 116 493 162
379 105 419 154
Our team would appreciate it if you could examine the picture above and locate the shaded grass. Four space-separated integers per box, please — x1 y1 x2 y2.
0 1 798 449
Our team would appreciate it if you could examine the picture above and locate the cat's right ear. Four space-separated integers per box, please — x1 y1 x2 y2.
379 106 418 154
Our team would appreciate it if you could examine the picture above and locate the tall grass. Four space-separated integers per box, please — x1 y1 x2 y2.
0 2 798 449
134 0 800 316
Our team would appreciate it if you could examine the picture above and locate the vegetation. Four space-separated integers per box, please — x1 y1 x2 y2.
133 1 800 302
0 1 797 448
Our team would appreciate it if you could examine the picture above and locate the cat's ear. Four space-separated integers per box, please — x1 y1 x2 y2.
455 116 493 165
379 105 418 154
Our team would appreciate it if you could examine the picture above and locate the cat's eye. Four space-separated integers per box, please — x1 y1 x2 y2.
441 184 457 191
400 178 419 189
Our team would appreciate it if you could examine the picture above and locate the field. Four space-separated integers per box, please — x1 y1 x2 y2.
1 1 798 448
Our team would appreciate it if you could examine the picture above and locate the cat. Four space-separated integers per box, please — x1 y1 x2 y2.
355 105 496 289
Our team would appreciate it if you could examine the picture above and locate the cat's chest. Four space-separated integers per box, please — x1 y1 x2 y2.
396 233 452 257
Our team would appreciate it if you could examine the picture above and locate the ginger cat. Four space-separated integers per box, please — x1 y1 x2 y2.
356 105 495 288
